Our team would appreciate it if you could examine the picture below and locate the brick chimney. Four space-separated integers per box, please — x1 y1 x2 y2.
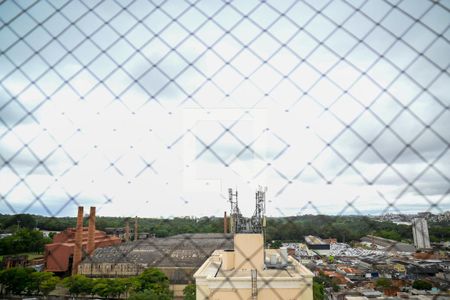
125 220 130 242
87 206 96 255
134 216 138 241
224 211 228 234
72 206 83 275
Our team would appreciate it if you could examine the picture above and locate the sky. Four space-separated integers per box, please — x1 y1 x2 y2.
0 0 449 218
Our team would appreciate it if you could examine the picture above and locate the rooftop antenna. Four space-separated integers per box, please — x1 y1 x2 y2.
228 188 240 234
228 186 268 234
252 186 267 234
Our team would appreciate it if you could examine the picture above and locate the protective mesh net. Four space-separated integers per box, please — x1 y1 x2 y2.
0 0 449 298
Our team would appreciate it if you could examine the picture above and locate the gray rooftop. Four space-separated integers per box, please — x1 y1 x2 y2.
83 233 233 268
361 235 416 253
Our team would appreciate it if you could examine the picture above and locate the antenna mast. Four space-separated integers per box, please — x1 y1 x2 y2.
228 186 267 234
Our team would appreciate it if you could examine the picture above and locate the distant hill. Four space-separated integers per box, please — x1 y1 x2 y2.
1 213 449 243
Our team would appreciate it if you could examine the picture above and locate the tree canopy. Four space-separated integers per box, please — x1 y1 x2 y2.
0 228 52 255
133 267 171 296
63 274 94 297
375 278 393 289
412 280 432 290
1 213 449 244
0 268 59 296
183 283 196 300
313 280 325 300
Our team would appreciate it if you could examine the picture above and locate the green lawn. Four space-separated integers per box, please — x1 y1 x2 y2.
0 252 44 261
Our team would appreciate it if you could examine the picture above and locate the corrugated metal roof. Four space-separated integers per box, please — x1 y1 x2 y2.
81 233 233 267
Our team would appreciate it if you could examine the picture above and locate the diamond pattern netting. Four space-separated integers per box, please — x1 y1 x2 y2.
0 0 449 299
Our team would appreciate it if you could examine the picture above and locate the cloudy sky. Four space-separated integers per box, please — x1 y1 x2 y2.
0 0 449 218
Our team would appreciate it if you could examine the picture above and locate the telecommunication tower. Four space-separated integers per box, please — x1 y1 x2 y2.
228 186 267 234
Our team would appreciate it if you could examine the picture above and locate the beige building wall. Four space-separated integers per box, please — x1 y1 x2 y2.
195 242 314 300
234 233 264 272
171 284 188 298
79 262 146 276
196 276 313 300
210 287 312 300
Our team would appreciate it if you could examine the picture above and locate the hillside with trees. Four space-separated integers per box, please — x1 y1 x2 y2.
1 213 449 249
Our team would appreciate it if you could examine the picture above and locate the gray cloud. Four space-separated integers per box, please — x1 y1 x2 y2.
0 0 449 216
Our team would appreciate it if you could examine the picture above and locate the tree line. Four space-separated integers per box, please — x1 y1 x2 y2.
0 266 195 299
1 213 449 245
0 228 52 255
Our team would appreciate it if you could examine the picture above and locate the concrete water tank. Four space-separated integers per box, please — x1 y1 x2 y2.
280 247 288 264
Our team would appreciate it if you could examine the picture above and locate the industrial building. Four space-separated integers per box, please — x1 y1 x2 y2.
44 207 121 274
304 235 331 256
78 233 233 279
360 235 415 253
78 233 233 297
412 218 431 250
194 187 314 300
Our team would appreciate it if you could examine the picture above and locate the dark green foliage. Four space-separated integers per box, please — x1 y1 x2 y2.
376 278 393 289
0 228 52 255
3 214 36 230
128 268 172 299
264 215 415 242
92 279 109 298
29 271 60 296
269 240 283 248
0 267 35 295
63 274 94 297
0 268 59 296
92 278 133 298
183 283 196 300
129 289 172 300
87 270 171 299
315 273 339 292
116 277 134 298
429 225 450 242
412 280 432 290
0 266 170 298
48 231 57 239
39 274 60 296
313 280 325 300
1 213 448 243
374 230 402 241
134 268 171 296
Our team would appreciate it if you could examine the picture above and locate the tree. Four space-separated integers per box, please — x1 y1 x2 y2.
0 228 52 255
92 279 110 298
29 271 59 296
0 267 35 295
129 289 172 300
92 278 130 298
4 214 36 230
108 278 130 298
40 275 59 297
375 230 402 241
376 278 393 290
313 280 325 300
63 274 93 297
48 231 57 240
134 268 171 297
412 280 432 290
270 240 283 249
117 277 134 298
183 284 196 300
